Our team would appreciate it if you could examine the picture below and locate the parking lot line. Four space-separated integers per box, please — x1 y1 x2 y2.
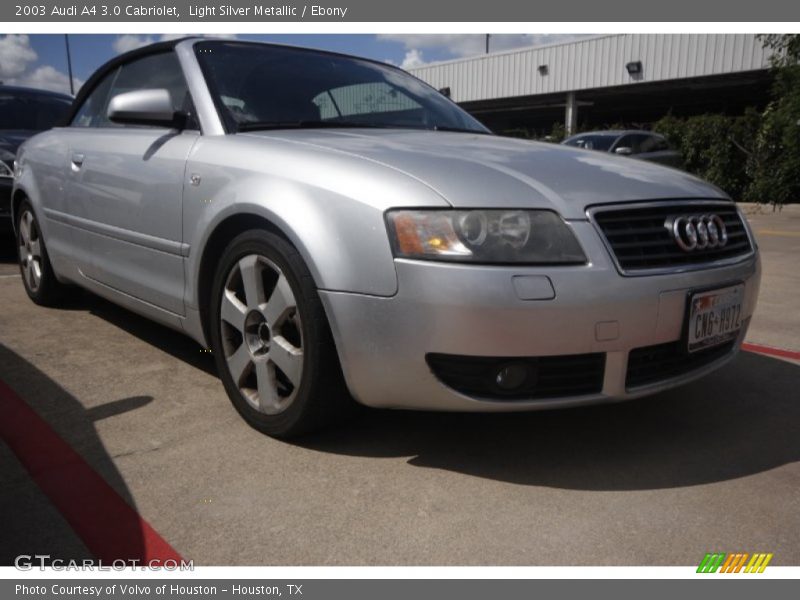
742 342 800 361
0 379 183 564
756 229 800 238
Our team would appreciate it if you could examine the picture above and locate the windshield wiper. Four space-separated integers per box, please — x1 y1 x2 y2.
236 120 391 132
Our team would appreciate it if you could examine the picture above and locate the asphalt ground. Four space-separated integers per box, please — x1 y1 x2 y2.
0 204 798 566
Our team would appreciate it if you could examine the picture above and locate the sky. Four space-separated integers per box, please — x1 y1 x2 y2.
0 33 590 95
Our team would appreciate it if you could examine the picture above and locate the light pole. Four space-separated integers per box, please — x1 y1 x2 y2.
64 34 75 95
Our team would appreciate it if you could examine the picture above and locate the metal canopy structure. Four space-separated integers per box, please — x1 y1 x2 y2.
409 34 775 136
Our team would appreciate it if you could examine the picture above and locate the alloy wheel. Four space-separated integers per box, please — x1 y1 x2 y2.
18 210 43 293
219 254 304 415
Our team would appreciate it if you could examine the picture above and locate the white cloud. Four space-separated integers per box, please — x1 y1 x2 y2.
0 34 38 80
380 34 484 59
112 34 157 54
400 49 426 69
12 65 82 95
0 35 77 94
379 34 594 62
490 34 593 53
112 33 237 54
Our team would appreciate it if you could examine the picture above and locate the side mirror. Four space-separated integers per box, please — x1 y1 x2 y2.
614 146 633 156
107 89 185 128
438 86 451 98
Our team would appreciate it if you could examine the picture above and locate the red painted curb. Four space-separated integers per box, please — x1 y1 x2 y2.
0 379 183 564
742 342 800 361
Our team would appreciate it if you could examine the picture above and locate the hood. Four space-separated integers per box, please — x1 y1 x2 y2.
244 129 727 220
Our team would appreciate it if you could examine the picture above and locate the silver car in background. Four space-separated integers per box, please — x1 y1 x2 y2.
562 130 683 167
12 39 760 437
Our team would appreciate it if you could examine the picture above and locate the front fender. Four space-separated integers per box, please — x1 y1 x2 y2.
182 136 450 309
10 149 37 234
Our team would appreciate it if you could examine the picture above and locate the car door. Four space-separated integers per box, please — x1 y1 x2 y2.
66 51 199 316
59 67 117 275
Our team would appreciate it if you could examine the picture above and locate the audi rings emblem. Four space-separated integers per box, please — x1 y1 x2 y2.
665 214 728 252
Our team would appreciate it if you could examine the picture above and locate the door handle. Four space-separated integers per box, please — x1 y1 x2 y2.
71 153 85 167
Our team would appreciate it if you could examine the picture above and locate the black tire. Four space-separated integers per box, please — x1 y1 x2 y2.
209 229 354 438
16 200 68 306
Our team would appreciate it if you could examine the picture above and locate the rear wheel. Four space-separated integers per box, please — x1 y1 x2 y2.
209 230 353 437
17 201 67 306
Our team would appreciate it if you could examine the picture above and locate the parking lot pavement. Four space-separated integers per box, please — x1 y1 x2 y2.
0 206 799 566
0 241 16 277
741 204 800 353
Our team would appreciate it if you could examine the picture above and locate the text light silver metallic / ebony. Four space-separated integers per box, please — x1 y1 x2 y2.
11 38 761 437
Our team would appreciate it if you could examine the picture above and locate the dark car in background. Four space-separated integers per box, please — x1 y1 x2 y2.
1 85 73 230
562 130 682 168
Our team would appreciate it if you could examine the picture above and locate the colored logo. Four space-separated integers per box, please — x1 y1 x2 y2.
697 552 773 573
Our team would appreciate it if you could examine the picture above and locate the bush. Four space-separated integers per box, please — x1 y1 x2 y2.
654 111 760 201
745 66 800 207
655 35 799 206
546 122 567 143
496 127 534 139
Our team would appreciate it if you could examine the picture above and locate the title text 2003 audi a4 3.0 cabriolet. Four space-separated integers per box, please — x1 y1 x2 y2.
12 39 760 437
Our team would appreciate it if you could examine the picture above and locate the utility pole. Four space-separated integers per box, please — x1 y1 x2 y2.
64 34 75 95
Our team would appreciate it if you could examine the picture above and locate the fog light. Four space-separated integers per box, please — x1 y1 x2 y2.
495 363 529 390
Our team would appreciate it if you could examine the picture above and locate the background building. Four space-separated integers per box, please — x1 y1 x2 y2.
408 34 775 137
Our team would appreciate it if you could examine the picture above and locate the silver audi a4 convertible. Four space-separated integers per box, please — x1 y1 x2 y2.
12 39 761 436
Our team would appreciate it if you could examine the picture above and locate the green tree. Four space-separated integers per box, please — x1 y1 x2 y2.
655 35 799 207
759 34 800 68
747 35 800 207
654 111 760 200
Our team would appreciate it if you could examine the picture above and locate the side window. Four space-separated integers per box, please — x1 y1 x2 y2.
106 52 196 129
564 136 587 148
617 134 648 154
70 68 118 127
615 135 633 152
644 135 669 152
634 134 652 153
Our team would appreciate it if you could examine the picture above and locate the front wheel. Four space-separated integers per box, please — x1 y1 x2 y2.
17 200 68 306
209 230 353 437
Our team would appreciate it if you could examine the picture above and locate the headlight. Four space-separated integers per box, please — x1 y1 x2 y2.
386 209 586 264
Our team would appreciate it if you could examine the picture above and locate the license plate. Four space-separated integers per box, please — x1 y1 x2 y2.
687 284 744 353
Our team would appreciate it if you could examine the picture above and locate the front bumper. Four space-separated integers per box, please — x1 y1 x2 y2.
320 222 761 411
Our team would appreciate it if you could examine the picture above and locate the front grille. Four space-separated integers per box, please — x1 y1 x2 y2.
626 340 736 389
592 202 752 272
426 352 606 400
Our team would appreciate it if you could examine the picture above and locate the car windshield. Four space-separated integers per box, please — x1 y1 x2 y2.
195 41 490 134
0 91 72 130
564 134 617 152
